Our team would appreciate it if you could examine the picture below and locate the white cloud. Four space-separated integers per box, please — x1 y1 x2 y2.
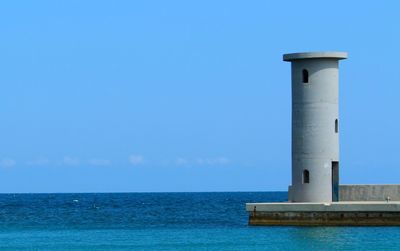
0 158 16 168
195 157 230 165
88 158 111 166
129 154 144 165
175 157 189 165
175 157 231 166
63 156 80 166
214 157 230 165
26 157 49 166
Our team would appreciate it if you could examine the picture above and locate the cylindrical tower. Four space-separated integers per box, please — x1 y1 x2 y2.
283 52 347 202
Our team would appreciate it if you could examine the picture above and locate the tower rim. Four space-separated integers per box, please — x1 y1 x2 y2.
283 52 348 62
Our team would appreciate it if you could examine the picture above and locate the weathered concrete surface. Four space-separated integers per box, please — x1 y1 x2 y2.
246 202 400 212
340 185 400 201
246 202 400 226
288 184 400 202
249 211 400 226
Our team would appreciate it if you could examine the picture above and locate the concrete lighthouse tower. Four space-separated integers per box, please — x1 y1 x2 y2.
247 52 400 226
283 52 347 203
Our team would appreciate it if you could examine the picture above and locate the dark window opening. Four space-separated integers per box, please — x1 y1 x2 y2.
332 161 339 202
303 169 310 184
302 69 309 83
335 119 338 133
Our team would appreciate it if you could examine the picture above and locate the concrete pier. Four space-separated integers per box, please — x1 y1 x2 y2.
247 202 400 226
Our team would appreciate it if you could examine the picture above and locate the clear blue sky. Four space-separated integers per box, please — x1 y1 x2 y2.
1 1 400 192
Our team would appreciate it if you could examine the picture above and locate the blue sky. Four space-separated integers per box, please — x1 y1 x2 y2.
1 1 400 192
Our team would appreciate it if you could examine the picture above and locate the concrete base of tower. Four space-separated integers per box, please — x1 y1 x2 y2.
246 202 400 226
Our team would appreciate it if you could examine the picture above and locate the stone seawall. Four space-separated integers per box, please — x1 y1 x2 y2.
288 185 400 202
246 202 400 226
340 185 400 201
249 211 400 226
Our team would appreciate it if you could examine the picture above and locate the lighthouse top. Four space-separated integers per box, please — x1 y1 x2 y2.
283 51 348 62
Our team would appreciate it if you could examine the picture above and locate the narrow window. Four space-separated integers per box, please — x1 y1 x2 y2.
302 69 309 83
332 161 339 201
335 119 338 133
303 169 310 184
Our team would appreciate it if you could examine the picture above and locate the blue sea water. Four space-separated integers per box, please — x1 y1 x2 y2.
1 192 400 250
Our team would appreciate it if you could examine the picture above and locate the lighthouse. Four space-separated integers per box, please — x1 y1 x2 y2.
247 52 400 226
283 52 347 202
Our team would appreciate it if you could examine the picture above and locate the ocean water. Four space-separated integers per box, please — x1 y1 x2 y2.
1 192 400 250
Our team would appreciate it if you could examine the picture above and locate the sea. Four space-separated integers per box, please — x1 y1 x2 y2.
0 192 400 250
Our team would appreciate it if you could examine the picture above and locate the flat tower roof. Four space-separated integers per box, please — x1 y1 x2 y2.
283 51 348 61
